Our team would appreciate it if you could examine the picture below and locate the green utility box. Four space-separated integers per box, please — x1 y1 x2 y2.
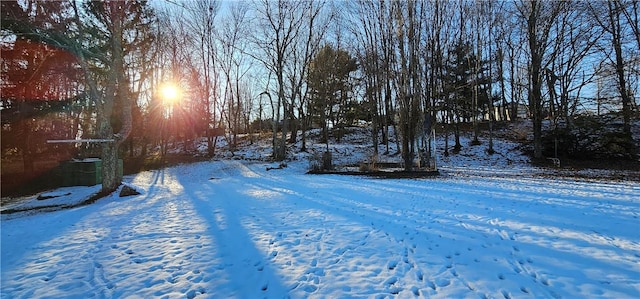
59 159 123 186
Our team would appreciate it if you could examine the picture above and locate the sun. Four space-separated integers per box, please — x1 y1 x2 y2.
159 83 181 105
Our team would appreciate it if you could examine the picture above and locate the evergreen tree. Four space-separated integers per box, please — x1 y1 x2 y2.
443 40 491 150
307 45 358 147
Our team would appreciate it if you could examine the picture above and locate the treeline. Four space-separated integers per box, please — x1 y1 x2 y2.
1 1 639 191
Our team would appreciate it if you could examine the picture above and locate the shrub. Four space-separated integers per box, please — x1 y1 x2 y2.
308 151 333 172
359 154 378 172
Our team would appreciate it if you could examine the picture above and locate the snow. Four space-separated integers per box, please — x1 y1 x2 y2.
2 129 640 298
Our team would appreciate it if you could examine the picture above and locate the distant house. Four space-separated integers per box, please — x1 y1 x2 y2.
209 127 225 137
486 103 529 121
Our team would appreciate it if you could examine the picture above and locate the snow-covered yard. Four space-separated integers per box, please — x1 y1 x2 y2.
2 156 639 298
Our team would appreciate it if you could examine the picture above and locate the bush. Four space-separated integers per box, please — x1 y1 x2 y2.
542 127 580 158
308 151 333 172
601 132 637 159
359 154 379 172
308 152 322 172
542 115 637 159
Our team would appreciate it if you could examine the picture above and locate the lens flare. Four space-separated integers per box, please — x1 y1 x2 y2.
159 83 181 104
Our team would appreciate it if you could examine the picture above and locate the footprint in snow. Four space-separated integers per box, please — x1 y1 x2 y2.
387 260 398 270
333 247 348 256
435 278 450 287
416 270 424 281
539 276 550 286
389 287 402 295
302 284 318 293
384 276 398 288
42 270 58 282
185 287 206 299
254 261 264 271
305 267 325 277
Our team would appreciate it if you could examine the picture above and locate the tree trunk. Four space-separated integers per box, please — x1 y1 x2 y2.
609 0 632 136
299 106 307 152
101 142 120 192
276 81 287 161
100 3 132 193
371 89 379 156
528 0 544 159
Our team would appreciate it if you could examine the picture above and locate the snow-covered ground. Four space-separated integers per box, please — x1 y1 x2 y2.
2 129 639 298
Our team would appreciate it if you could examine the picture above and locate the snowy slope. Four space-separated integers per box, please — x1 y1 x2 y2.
2 155 639 298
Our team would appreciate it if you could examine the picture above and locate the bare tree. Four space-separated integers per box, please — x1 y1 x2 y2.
247 0 331 160
425 0 455 156
351 0 403 156
548 5 600 122
350 0 384 155
393 0 426 170
498 12 529 123
621 0 640 49
514 0 567 159
154 10 190 156
285 0 332 149
250 0 309 161
216 1 252 151
181 0 221 157
588 0 637 136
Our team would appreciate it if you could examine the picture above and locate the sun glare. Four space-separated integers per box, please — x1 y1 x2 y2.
160 83 181 104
